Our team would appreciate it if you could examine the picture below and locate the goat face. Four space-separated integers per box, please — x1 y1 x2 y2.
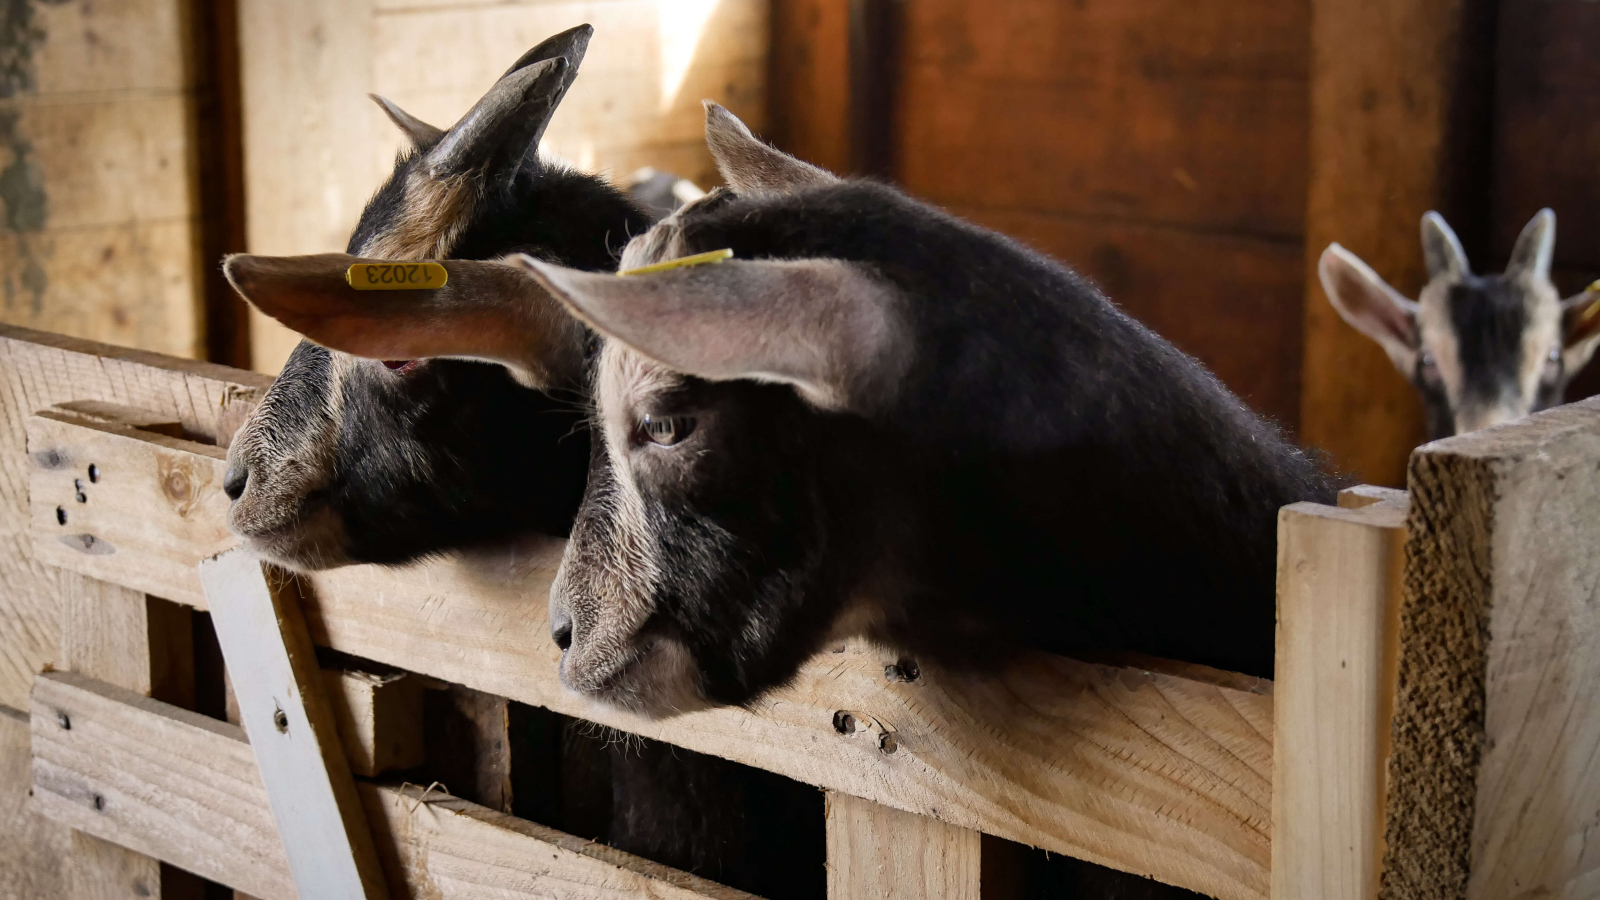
222 26 649 569
1320 210 1600 439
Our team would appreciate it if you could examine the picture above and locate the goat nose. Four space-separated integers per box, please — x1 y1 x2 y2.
223 462 248 502
550 606 574 651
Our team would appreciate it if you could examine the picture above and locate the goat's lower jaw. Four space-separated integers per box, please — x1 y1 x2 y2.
564 638 710 719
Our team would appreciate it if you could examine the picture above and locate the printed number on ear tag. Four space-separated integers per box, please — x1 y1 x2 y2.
346 262 449 290
618 248 734 277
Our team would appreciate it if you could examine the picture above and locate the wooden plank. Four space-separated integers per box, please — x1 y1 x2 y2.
322 667 425 779
1273 501 1406 900
198 550 388 900
30 671 758 900
0 706 70 900
28 409 234 608
826 792 979 900
1337 484 1407 511
894 0 1308 236
768 0 852 173
0 324 267 710
423 683 514 813
951 206 1306 427
1300 0 1498 486
26 406 1275 900
1384 395 1600 899
25 0 191 95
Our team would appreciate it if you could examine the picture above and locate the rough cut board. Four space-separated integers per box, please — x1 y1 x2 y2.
238 0 771 373
1384 396 1600 900
198 550 389 900
0 325 269 712
30 671 757 900
826 791 980 900
27 404 1273 900
0 0 204 359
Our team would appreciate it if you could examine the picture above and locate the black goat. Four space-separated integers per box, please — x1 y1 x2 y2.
222 33 820 897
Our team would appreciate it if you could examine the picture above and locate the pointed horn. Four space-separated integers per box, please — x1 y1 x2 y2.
426 57 567 179
370 94 445 148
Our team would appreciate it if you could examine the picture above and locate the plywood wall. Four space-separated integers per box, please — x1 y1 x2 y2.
239 0 770 374
891 0 1310 429
0 0 205 359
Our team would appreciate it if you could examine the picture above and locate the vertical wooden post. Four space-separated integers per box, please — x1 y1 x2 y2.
826 792 980 900
1383 398 1600 899
59 575 203 899
768 0 854 173
1273 498 1407 900
1301 0 1498 486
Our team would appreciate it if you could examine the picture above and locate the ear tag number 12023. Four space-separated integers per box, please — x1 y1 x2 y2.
346 262 449 290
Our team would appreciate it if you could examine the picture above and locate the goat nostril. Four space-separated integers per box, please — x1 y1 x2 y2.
552 621 573 651
223 464 248 502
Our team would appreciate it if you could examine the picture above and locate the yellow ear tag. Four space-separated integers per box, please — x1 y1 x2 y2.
1580 282 1600 325
618 248 734 277
345 262 449 290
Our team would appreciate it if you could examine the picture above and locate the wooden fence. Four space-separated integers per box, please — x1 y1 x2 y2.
2 322 1597 899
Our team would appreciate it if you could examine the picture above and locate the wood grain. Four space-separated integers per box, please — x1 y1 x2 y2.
31 671 759 900
0 707 69 900
0 0 207 360
827 792 980 900
198 550 389 900
322 667 425 779
1384 395 1600 900
1300 0 1497 485
1274 501 1406 900
768 0 852 173
0 324 266 710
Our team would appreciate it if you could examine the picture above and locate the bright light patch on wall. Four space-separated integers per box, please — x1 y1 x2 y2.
658 0 721 111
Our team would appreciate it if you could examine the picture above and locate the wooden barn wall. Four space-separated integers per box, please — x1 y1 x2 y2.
1492 0 1600 402
0 0 208 360
239 0 771 375
888 0 1312 430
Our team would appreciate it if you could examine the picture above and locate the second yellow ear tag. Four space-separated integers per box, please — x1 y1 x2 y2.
346 262 449 290
619 248 734 277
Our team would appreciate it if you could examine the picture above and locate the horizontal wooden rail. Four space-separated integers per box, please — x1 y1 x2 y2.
26 396 1275 900
30 671 758 900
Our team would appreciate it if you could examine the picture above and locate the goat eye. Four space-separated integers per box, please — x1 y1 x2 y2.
1420 351 1436 369
641 414 694 446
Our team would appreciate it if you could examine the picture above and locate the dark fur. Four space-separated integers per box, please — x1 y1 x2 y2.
571 180 1337 719
228 42 829 892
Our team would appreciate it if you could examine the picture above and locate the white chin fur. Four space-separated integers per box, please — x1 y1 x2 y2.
566 637 710 719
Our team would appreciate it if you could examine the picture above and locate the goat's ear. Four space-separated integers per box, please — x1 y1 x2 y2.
1562 285 1600 374
370 95 445 149
223 253 588 389
1319 243 1421 374
426 24 592 180
1421 211 1470 280
1507 208 1556 282
514 255 908 413
703 101 837 195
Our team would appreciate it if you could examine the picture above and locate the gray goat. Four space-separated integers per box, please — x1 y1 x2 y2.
1320 209 1600 438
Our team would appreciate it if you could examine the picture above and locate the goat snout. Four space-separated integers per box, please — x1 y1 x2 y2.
223 460 249 502
550 604 574 651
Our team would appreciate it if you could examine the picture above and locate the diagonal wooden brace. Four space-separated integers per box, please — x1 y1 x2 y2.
199 548 389 900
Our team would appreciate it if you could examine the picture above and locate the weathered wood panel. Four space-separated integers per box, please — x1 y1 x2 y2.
1385 396 1600 899
1300 0 1497 486
0 0 204 359
826 792 980 900
239 0 770 374
0 324 267 712
892 0 1310 429
31 671 758 900
0 706 69 900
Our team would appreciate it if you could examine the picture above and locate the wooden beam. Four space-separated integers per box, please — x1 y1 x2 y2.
0 324 268 712
1273 501 1406 900
1384 395 1600 899
0 706 69 900
198 550 388 900
826 792 979 900
1301 0 1498 485
322 667 425 779
768 0 852 173
30 671 758 900
26 397 1275 900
